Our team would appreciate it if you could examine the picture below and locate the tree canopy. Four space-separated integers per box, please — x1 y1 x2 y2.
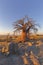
13 16 39 42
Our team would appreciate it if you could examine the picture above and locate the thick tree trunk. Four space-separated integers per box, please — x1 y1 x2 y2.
21 30 29 42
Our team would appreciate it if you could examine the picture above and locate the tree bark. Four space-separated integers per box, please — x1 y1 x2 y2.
21 30 28 42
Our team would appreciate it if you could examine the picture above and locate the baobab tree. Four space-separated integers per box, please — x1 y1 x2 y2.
13 16 39 42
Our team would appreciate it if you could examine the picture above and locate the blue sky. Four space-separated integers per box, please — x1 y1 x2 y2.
0 0 43 34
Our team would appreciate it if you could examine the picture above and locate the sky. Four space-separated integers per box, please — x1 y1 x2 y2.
0 0 43 34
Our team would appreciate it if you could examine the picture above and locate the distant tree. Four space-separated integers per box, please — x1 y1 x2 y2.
13 16 39 42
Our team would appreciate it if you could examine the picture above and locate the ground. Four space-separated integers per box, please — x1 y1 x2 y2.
0 39 43 65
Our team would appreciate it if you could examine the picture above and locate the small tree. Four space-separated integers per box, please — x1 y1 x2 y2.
13 16 39 42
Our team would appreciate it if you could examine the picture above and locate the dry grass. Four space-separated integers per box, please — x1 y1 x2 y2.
0 35 43 65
